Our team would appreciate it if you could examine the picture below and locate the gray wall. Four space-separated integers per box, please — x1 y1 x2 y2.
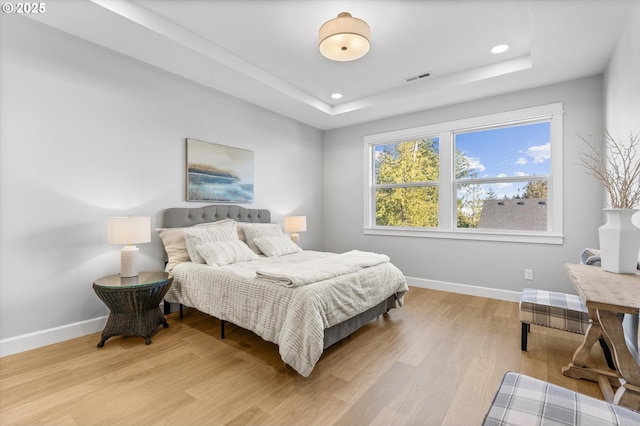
0 17 324 346
603 0 640 360
323 76 605 297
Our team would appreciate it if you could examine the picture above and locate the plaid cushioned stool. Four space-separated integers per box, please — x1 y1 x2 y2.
483 372 640 425
519 288 615 369
519 288 590 351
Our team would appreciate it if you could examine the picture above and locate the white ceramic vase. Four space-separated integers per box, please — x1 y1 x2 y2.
598 208 640 274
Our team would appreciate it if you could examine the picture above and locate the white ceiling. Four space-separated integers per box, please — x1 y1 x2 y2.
26 0 635 130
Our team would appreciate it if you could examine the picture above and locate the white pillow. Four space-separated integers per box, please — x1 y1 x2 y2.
239 223 283 254
156 219 236 271
183 222 238 263
196 240 260 267
156 227 191 272
253 236 302 257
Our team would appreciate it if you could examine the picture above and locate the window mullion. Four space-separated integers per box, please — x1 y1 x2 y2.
438 130 453 231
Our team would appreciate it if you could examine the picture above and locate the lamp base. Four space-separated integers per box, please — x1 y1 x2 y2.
290 233 300 245
120 245 139 277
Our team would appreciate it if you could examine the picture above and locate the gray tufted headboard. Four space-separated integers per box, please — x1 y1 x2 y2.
162 204 271 228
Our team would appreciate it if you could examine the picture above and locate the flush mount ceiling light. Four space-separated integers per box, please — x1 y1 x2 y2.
319 12 370 61
491 44 510 54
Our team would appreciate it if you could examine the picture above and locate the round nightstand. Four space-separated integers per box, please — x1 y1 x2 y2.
93 271 173 347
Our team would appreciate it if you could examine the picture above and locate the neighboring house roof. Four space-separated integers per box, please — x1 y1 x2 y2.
478 198 547 231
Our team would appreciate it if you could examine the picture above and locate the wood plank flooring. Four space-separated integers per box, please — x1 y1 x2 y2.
0 287 608 425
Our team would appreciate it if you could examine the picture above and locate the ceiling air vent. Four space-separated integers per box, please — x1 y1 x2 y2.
406 71 431 83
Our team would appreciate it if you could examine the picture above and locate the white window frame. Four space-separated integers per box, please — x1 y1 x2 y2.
363 103 564 244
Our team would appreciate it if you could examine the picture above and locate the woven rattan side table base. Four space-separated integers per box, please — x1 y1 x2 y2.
93 272 173 347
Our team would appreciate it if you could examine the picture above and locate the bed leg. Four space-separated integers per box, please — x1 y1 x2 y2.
179 304 183 318
163 300 170 315
221 320 226 339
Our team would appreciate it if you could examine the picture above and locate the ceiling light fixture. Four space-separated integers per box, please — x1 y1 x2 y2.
319 12 370 61
491 44 510 54
331 93 343 99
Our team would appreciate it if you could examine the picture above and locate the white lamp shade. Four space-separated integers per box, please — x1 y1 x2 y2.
107 216 151 245
108 216 150 277
319 12 370 61
284 216 307 233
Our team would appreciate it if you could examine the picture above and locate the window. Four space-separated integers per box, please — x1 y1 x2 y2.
374 137 440 227
364 103 564 244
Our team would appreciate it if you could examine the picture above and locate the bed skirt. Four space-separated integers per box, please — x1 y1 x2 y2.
165 292 404 351
323 292 403 349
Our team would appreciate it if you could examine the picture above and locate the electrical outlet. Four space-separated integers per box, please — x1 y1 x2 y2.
524 269 533 280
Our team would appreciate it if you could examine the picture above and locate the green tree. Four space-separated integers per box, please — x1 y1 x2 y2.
375 139 439 227
457 183 484 228
375 140 483 228
522 180 548 199
486 187 498 200
454 151 481 228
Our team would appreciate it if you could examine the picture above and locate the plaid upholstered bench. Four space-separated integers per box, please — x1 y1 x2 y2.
519 288 590 351
519 288 615 369
483 372 640 425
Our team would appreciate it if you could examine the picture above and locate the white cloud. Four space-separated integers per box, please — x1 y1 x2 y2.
494 173 512 188
494 182 513 188
468 156 486 172
515 157 527 165
527 143 550 163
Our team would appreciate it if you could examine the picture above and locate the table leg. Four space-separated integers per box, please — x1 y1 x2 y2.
598 310 640 387
614 383 640 411
562 318 621 389
572 321 603 367
598 309 640 410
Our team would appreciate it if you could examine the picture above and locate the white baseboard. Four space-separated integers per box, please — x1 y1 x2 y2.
406 276 522 302
1 302 172 358
0 315 108 358
0 284 517 358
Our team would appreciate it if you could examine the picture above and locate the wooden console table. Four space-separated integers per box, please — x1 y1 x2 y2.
562 263 640 410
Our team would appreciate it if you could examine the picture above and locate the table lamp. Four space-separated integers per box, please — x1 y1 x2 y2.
284 216 307 245
108 216 151 277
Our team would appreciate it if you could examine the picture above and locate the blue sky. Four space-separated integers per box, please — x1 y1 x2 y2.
455 121 551 179
455 121 550 198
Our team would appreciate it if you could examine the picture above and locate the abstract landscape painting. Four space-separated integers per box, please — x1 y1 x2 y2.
186 138 254 202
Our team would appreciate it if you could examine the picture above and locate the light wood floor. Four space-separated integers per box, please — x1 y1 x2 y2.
0 287 609 425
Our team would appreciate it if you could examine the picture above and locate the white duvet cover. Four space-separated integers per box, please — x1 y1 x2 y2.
165 250 408 377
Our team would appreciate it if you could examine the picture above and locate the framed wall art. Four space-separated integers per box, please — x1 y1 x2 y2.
186 138 254 202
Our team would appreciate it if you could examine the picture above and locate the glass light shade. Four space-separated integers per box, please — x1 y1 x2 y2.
284 216 307 233
319 12 370 61
107 216 151 245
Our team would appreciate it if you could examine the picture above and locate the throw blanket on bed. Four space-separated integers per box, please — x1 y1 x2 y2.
255 250 390 287
166 250 408 377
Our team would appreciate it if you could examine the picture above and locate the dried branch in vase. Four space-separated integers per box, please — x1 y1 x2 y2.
577 131 640 209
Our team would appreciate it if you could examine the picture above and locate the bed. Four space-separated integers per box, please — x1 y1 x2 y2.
158 204 408 377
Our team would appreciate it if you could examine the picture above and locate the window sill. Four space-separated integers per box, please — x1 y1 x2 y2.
363 227 564 245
